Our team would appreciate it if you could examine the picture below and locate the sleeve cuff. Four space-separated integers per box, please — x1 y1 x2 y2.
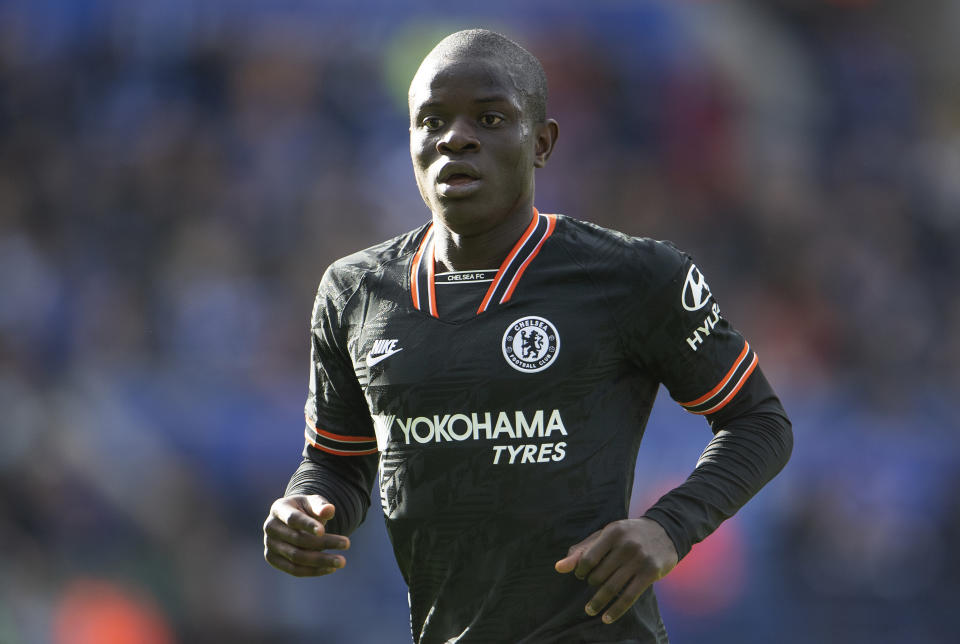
643 507 694 561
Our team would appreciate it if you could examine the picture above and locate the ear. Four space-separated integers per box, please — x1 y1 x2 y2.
533 119 559 168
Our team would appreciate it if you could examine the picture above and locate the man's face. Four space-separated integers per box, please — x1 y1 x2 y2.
409 55 539 235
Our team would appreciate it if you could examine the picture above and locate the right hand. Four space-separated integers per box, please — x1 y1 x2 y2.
263 494 350 577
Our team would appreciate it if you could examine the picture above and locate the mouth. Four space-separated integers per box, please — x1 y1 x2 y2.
443 173 476 185
438 162 480 182
437 163 482 198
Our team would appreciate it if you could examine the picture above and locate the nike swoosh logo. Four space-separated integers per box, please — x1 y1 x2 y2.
366 348 403 366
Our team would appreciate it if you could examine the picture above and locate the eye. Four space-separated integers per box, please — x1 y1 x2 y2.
479 113 504 127
422 116 444 131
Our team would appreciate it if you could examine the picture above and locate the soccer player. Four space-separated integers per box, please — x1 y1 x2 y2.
263 29 792 643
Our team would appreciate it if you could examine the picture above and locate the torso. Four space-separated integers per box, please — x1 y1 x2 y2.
329 213 675 642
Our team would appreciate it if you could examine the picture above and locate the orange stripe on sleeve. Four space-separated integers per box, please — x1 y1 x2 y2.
680 342 751 407
305 414 376 443
695 353 759 415
305 433 379 456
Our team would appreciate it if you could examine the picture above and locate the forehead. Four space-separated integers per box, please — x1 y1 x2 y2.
409 56 524 113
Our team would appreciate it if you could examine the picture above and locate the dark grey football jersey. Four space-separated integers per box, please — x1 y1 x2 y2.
303 211 765 643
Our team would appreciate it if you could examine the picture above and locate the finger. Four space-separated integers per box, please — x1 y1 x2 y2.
264 549 341 577
573 529 618 580
273 500 325 536
555 530 602 573
602 574 655 624
303 495 336 523
264 519 350 551
265 536 347 569
585 567 634 617
585 548 622 588
554 552 579 574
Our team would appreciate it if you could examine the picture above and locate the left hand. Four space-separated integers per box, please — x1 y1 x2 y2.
555 517 679 624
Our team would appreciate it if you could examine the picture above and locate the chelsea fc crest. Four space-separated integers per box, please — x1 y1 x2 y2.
502 316 560 373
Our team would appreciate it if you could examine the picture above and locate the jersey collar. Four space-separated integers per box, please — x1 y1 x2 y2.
410 208 557 318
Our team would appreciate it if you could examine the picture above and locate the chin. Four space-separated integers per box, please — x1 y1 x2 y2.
432 199 503 236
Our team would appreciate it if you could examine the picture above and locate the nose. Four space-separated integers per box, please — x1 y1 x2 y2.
436 117 479 155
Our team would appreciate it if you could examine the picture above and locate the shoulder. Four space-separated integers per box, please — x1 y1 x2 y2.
550 214 688 287
318 223 430 304
311 223 429 331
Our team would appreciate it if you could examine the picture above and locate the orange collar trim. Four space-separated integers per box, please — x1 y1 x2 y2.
410 208 557 318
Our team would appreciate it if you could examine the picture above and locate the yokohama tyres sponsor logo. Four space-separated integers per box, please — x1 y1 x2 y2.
376 409 566 444
372 409 569 465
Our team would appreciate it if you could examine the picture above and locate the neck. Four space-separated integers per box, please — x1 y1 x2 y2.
432 207 537 272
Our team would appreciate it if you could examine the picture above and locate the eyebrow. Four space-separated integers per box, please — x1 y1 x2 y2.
415 95 514 113
473 95 512 104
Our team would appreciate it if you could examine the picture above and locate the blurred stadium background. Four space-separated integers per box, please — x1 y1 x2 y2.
1 0 958 642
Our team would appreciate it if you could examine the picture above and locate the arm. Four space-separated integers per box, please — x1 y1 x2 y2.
284 451 378 537
644 381 792 560
556 371 791 623
263 451 378 577
264 269 379 577
557 243 792 623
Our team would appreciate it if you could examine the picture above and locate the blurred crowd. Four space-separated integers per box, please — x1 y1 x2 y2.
0 1 957 642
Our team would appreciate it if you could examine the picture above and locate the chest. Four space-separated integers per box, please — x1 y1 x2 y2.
342 251 659 522
348 279 621 422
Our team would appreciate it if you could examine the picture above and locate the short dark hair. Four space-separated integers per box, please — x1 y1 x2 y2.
411 29 548 124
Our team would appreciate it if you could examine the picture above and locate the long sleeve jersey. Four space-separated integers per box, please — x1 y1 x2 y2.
285 212 792 644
